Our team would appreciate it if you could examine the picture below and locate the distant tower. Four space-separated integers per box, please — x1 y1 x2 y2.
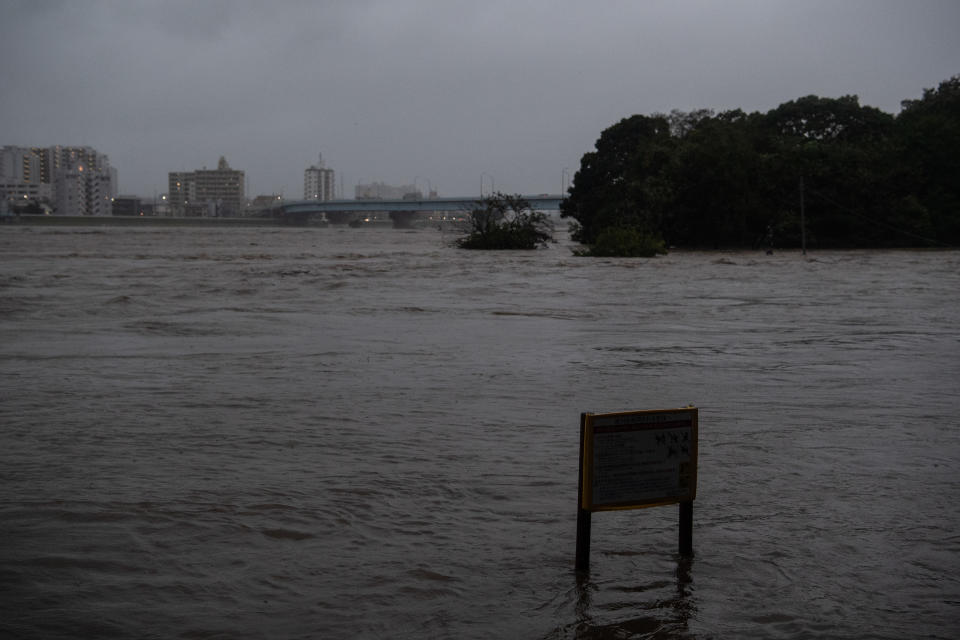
304 153 335 201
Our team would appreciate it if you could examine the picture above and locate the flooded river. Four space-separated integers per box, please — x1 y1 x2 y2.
1 225 958 638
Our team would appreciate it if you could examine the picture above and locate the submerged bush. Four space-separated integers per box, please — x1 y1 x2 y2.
457 193 554 250
573 226 667 257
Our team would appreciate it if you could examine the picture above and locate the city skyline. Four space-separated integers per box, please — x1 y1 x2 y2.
2 1 958 199
1 144 444 216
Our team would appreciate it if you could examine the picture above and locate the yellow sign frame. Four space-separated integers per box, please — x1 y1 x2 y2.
580 408 698 512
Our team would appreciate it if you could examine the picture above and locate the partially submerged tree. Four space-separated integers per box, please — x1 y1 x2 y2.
895 75 960 242
572 226 666 257
561 76 960 251
456 192 554 249
560 113 675 247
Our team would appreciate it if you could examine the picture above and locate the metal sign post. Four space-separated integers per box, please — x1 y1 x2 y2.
575 408 698 571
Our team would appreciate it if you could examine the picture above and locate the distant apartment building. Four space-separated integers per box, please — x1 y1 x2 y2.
168 156 245 216
0 147 50 203
112 195 155 217
248 194 284 215
355 181 419 200
0 145 116 215
304 154 335 201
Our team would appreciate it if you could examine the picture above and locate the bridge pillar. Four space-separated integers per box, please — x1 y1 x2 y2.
325 211 357 225
389 210 419 229
279 211 313 225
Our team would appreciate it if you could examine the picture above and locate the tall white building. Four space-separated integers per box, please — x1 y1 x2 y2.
304 153 335 201
0 145 116 215
51 146 116 216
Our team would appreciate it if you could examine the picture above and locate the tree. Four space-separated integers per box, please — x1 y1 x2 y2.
560 114 674 246
763 94 892 143
667 109 772 248
456 192 554 250
895 75 960 244
561 77 958 251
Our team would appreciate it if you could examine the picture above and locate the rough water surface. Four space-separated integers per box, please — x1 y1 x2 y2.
1 225 958 639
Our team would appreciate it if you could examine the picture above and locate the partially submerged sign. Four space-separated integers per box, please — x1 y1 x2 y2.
581 408 698 511
576 407 699 570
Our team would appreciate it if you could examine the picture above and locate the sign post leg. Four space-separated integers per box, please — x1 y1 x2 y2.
576 413 591 571
576 508 591 571
679 501 693 557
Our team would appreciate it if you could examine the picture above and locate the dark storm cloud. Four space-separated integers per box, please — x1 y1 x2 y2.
2 0 958 198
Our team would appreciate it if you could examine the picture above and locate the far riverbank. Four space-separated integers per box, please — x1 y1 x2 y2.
4 214 290 228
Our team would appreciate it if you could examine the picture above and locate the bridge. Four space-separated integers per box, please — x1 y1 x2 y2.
272 194 564 226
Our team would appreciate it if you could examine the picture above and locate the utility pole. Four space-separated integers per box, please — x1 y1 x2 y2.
800 175 807 256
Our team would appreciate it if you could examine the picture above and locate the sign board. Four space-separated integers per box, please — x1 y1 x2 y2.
580 408 698 511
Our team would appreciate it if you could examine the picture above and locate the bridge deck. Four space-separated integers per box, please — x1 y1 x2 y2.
280 195 563 214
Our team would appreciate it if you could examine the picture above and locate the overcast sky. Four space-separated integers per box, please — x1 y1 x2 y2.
2 0 957 199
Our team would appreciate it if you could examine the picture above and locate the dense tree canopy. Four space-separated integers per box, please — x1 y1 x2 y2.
561 76 960 251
